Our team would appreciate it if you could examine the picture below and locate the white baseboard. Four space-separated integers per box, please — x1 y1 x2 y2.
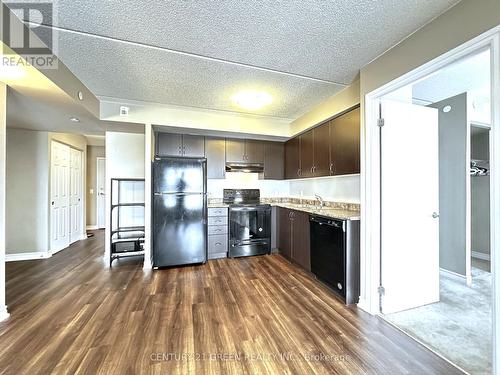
86 225 98 230
0 306 9 322
440 267 466 279
472 251 491 261
6 252 51 262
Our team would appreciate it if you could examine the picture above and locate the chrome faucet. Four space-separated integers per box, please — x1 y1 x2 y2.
315 194 324 209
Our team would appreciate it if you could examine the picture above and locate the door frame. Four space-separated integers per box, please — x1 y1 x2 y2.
362 27 500 371
96 157 106 229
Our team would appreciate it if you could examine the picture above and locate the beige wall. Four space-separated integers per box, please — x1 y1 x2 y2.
360 0 500 96
290 79 360 136
6 129 49 254
86 146 105 227
0 83 6 318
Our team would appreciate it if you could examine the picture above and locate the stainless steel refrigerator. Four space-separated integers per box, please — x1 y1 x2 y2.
152 157 207 267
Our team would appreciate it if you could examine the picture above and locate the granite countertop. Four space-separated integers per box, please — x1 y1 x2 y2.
271 203 360 221
208 201 360 220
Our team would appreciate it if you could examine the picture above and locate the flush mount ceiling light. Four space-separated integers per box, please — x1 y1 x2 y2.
69 117 80 122
231 90 273 111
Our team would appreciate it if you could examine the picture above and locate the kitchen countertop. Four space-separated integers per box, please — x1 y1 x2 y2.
207 201 360 220
272 203 360 221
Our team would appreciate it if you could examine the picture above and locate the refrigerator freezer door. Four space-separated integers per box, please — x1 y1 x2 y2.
153 157 206 193
153 194 207 267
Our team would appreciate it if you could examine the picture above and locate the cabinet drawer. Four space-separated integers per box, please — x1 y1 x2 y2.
208 207 228 217
208 216 228 226
208 225 227 235
208 234 228 254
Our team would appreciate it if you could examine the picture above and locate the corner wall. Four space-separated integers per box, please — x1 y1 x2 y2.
86 145 105 228
6 129 49 254
0 83 8 321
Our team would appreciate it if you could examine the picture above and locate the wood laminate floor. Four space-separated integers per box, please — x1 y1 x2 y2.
0 231 462 374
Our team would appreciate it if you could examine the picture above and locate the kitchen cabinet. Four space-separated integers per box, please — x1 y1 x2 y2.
299 130 314 178
182 134 205 157
225 139 246 163
329 107 360 175
285 137 300 179
156 133 205 157
278 208 292 260
264 141 284 180
205 137 226 179
313 124 331 177
292 210 311 271
277 207 310 271
226 139 265 163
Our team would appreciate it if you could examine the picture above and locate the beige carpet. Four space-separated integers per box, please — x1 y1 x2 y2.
384 268 492 375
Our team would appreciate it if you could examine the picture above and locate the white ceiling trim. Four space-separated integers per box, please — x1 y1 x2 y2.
28 21 348 86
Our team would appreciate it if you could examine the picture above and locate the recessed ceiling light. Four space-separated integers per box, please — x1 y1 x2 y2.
231 90 273 111
69 117 80 122
443 105 452 113
77 91 84 101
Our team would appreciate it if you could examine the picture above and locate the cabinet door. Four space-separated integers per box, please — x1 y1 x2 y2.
285 137 300 179
314 124 330 177
245 140 265 163
205 137 225 179
330 107 360 175
182 135 205 157
264 141 284 180
278 208 292 260
291 210 311 271
225 139 246 163
300 130 314 178
157 133 183 156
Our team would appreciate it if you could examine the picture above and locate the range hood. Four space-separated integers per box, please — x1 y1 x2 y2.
225 163 264 173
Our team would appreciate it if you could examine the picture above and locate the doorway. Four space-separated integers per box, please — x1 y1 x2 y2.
96 157 106 229
364 34 498 375
50 141 84 253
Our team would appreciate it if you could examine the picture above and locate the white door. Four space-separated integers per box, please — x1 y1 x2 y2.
96 158 106 229
69 148 83 243
380 99 440 314
50 141 70 253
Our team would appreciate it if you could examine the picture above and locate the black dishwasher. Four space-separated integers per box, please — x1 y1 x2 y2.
310 216 360 304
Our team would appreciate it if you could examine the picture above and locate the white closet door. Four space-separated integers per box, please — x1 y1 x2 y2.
69 148 83 244
380 99 440 314
50 142 70 253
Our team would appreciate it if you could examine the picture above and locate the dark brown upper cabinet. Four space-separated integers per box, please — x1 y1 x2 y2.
205 137 226 179
313 124 331 177
264 141 284 180
156 132 183 156
285 137 300 179
182 134 205 157
329 107 360 176
156 133 205 157
225 139 264 164
225 139 246 163
245 140 265 164
299 130 314 178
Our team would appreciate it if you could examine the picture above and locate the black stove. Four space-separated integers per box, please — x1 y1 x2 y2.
223 189 271 258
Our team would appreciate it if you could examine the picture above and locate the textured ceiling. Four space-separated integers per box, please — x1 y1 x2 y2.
13 0 459 120
413 49 490 104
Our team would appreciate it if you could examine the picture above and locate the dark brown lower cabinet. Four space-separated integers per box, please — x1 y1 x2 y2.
277 207 310 271
278 208 292 260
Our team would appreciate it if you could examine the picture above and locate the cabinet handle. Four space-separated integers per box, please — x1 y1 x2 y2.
330 163 334 175
215 242 222 246
297 169 302 177
310 166 314 174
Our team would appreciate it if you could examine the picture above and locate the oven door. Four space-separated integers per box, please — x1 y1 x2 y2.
229 206 271 257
